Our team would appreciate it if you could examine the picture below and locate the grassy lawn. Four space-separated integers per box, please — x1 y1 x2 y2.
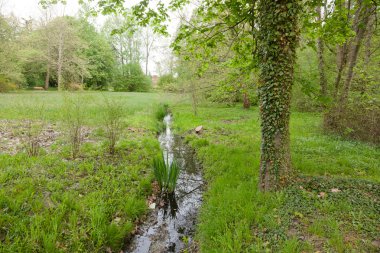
1 92 379 252
0 91 175 252
171 104 380 252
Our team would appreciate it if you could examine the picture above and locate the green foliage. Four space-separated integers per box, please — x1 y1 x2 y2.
62 95 86 159
0 92 173 252
172 104 380 252
113 63 151 92
153 154 181 193
324 98 380 144
101 98 125 154
0 75 18 92
155 103 169 121
157 74 178 91
77 19 117 90
0 16 25 85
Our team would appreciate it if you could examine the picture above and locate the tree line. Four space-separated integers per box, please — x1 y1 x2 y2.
0 7 154 92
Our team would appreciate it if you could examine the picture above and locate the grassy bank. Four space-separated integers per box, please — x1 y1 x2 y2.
0 92 174 252
171 104 380 252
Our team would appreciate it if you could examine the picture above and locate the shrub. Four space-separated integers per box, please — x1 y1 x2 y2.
324 98 380 145
24 119 45 157
102 98 124 155
67 83 84 91
0 75 18 93
157 74 180 92
62 95 86 159
113 63 151 92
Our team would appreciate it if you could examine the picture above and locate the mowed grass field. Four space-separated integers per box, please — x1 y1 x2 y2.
0 92 379 252
0 92 176 252
171 104 380 252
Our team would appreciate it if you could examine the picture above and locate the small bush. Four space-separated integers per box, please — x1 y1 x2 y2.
24 120 45 156
324 99 380 145
0 76 18 93
102 98 124 155
67 83 84 91
113 63 151 92
153 154 181 193
158 74 180 92
62 95 86 159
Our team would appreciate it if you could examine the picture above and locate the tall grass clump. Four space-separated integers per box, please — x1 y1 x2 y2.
155 103 169 121
24 119 44 156
102 98 124 155
20 101 46 156
62 94 86 159
153 154 180 193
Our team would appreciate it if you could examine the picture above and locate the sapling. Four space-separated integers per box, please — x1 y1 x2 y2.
102 98 124 155
62 94 85 159
21 101 46 157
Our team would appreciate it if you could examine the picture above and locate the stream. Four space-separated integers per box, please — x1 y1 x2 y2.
125 114 204 253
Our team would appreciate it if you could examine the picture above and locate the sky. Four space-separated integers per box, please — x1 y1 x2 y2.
1 0 193 75
2 0 79 19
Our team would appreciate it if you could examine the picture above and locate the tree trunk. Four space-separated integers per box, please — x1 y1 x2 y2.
364 12 375 65
57 31 64 91
333 44 348 99
340 2 374 104
243 92 250 109
257 0 299 191
333 0 352 99
191 82 198 116
44 65 50 90
145 51 149 75
316 5 327 98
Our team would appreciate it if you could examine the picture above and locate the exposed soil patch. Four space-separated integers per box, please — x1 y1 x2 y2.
0 120 94 155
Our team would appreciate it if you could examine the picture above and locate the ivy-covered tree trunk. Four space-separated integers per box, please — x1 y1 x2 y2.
257 0 299 191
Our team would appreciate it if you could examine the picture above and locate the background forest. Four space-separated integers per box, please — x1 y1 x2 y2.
0 6 153 92
1 0 378 144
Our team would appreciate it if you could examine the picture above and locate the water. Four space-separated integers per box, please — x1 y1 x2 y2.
125 114 203 253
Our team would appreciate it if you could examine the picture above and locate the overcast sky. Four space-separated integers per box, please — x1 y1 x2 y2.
2 0 79 19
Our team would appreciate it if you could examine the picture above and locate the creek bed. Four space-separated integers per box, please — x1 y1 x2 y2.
126 114 204 253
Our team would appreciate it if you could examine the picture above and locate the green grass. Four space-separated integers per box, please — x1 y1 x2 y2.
1 92 379 252
0 91 176 129
171 104 380 252
0 91 177 252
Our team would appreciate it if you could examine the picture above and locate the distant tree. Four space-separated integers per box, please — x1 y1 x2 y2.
141 27 156 75
102 15 142 67
26 16 89 90
77 18 117 89
113 63 151 92
49 17 89 90
0 15 24 84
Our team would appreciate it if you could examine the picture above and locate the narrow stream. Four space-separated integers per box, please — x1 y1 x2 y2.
126 114 204 253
